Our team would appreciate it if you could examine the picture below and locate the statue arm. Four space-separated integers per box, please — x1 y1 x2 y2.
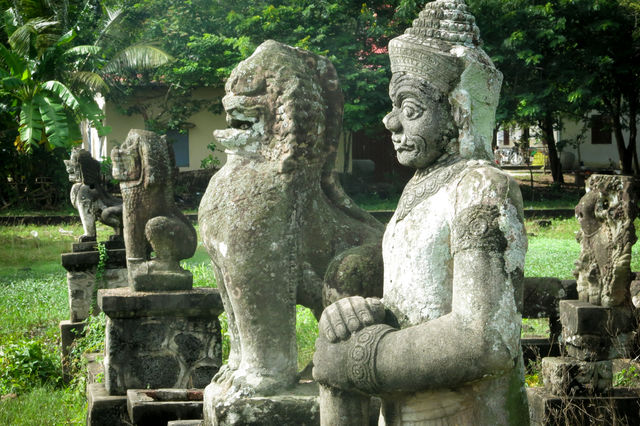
375 247 521 392
374 170 525 393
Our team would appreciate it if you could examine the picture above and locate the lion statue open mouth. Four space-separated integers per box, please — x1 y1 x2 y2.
199 40 384 397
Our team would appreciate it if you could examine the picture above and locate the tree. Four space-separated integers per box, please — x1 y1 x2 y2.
0 0 171 152
470 0 640 180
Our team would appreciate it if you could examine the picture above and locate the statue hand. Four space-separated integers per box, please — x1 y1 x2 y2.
319 296 385 343
312 335 354 392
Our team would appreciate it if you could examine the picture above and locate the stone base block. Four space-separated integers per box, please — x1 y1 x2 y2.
564 332 635 361
99 287 224 395
59 319 85 383
560 300 634 337
560 300 636 361
527 386 640 426
541 357 612 396
87 382 129 426
128 388 203 426
66 267 128 322
204 381 320 426
168 421 204 426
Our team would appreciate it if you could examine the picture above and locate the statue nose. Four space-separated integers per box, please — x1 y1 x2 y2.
383 110 401 132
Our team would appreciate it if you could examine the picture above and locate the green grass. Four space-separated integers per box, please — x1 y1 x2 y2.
2 212 638 417
0 385 85 425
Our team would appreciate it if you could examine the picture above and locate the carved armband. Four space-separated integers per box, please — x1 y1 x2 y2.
347 324 395 394
451 205 507 255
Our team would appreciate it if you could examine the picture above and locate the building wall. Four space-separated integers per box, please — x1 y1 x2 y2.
100 86 349 173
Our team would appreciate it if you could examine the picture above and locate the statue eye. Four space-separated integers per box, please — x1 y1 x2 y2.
401 100 424 120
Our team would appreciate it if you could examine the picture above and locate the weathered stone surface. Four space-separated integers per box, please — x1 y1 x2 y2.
99 287 224 318
64 147 123 242
199 39 384 405
100 288 222 395
111 129 197 291
313 1 529 424
560 300 635 337
66 268 128 322
60 319 85 383
87 382 129 426
127 389 203 426
559 299 636 360
541 357 612 396
61 248 126 272
574 174 638 307
527 387 640 426
205 381 320 426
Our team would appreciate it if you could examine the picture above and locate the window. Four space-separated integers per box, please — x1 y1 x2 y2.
166 129 189 167
591 115 612 145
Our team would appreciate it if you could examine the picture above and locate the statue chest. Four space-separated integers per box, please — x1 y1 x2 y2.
382 187 455 328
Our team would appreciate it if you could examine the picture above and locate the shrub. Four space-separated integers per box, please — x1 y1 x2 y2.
0 338 62 395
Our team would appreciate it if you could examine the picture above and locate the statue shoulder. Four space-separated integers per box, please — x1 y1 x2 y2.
455 161 524 215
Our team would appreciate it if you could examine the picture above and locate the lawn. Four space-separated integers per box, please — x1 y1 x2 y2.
1 212 636 423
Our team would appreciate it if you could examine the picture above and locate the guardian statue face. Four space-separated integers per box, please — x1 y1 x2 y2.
383 74 453 169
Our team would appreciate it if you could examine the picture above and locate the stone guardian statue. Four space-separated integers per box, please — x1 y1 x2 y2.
313 1 530 424
111 129 197 291
64 148 123 242
198 40 384 408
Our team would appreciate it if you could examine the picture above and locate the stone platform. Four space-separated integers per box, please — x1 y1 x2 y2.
528 387 640 425
99 287 224 395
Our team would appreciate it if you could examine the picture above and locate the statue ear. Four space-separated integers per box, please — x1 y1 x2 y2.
138 134 153 188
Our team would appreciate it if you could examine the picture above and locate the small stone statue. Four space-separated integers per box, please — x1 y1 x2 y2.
198 40 384 399
111 129 197 291
64 148 123 242
574 174 638 307
313 1 530 424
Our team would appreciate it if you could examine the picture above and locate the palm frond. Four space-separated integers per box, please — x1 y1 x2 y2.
8 18 59 57
94 6 124 45
102 45 172 74
41 80 80 111
0 43 26 76
68 71 109 93
19 98 44 148
62 44 101 58
38 93 70 147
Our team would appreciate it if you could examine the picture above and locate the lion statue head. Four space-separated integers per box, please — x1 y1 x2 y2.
214 40 343 173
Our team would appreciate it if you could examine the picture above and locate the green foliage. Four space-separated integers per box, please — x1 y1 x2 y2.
0 0 171 152
614 365 640 387
200 141 221 170
0 337 61 395
296 305 318 370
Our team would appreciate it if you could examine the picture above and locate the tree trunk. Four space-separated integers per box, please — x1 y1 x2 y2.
540 113 564 184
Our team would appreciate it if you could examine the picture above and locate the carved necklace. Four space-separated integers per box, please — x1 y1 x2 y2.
395 155 466 222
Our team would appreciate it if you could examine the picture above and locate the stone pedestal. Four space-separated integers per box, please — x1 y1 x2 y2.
203 381 320 426
528 387 640 426
127 389 204 426
560 300 635 361
59 240 128 382
98 287 224 395
534 299 640 424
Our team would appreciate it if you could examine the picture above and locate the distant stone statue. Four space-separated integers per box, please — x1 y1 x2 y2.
198 40 384 399
111 129 197 291
574 174 638 307
64 148 123 242
313 1 530 424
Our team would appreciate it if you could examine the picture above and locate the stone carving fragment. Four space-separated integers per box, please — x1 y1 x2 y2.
574 174 638 307
198 40 384 401
313 1 530 424
111 129 196 291
64 148 123 241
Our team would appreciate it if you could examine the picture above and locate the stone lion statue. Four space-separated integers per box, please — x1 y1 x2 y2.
64 148 123 242
574 174 638 307
111 129 197 291
198 40 384 397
